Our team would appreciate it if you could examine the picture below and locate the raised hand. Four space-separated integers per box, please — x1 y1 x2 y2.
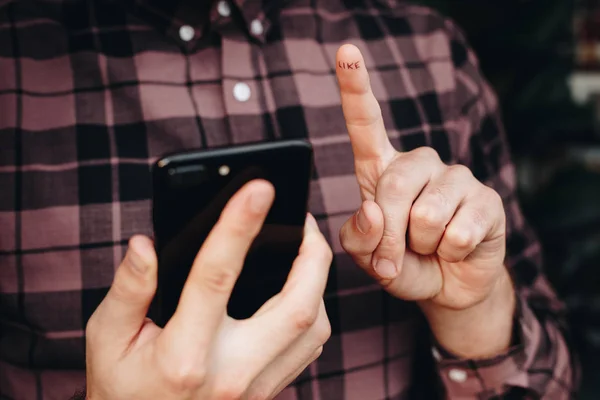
336 44 514 358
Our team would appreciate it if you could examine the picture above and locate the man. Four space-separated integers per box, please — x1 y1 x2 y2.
0 0 577 399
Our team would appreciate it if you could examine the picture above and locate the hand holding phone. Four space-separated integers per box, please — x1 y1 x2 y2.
85 181 333 400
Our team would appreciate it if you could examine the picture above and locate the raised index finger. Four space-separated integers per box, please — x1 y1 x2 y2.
336 44 395 164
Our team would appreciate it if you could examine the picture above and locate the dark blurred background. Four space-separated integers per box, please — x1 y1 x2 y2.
410 0 600 397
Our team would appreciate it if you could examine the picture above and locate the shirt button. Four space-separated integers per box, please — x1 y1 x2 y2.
448 368 467 383
233 82 251 102
217 1 231 17
179 25 195 42
250 19 264 36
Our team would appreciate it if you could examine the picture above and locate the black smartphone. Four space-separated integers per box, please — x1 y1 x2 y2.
150 139 313 326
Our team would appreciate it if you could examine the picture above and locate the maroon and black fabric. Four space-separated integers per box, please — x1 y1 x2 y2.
0 0 576 398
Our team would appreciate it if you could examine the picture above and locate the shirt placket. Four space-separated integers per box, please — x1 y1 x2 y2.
220 36 266 144
217 0 276 144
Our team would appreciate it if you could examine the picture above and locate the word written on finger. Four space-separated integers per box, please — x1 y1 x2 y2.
337 61 360 70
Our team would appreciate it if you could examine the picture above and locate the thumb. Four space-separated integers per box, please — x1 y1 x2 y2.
90 235 158 345
339 200 384 270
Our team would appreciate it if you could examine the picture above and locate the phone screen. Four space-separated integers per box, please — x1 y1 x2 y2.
151 142 312 325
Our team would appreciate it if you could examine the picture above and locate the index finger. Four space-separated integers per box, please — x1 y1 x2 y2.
162 180 275 353
336 44 395 164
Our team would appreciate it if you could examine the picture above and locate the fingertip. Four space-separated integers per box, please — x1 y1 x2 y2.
335 44 369 92
246 179 276 214
336 43 362 60
229 179 274 206
373 258 398 280
372 231 404 279
248 178 275 198
305 213 320 233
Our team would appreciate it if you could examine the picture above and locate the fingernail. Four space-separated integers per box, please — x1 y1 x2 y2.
374 259 397 279
249 188 270 213
356 207 371 234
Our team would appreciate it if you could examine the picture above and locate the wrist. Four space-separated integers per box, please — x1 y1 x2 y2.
420 267 516 359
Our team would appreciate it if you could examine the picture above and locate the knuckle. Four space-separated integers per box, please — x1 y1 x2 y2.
411 204 444 230
479 187 505 225
380 232 400 251
290 305 319 332
414 146 441 161
447 163 473 178
378 170 406 195
85 314 100 341
339 239 353 256
314 345 324 358
446 228 475 250
315 318 332 344
307 346 324 366
470 207 488 230
306 235 333 264
163 363 208 392
313 301 331 345
321 243 334 265
201 267 238 294
485 186 504 208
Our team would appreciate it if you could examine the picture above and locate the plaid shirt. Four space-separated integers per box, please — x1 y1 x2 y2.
0 0 577 398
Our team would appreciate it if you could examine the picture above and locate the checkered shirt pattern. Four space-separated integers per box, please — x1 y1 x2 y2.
0 0 577 399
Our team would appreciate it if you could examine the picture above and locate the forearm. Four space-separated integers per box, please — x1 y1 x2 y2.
420 267 515 359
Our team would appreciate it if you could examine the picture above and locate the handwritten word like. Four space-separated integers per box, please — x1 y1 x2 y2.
337 61 360 70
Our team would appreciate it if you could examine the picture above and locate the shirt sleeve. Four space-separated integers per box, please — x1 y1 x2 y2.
431 17 581 399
